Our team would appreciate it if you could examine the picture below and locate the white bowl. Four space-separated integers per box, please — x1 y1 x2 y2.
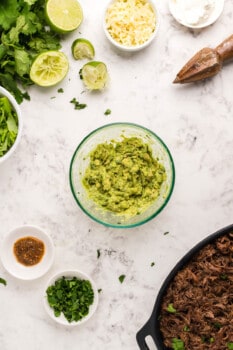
103 0 160 52
44 270 99 326
0 86 23 164
168 0 225 29
0 225 55 280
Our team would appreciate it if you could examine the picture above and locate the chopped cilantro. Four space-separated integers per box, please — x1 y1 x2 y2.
57 88 64 93
183 326 190 332
98 289 102 293
104 108 111 115
151 262 155 267
119 275 126 283
167 303 176 313
97 249 101 259
209 338 214 343
227 342 233 349
0 278 7 286
0 96 18 157
70 98 87 110
172 338 185 350
163 231 169 235
46 276 94 323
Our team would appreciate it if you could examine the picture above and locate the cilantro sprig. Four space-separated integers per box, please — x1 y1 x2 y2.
0 0 61 103
46 276 94 323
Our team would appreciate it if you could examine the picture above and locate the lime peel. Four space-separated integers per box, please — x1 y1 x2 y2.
79 61 109 90
72 38 95 60
45 0 83 34
30 51 69 87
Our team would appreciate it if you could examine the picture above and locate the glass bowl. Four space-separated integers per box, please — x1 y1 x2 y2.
103 0 160 53
69 123 175 228
0 86 23 164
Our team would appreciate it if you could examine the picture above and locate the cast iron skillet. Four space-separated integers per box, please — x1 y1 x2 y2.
136 223 233 349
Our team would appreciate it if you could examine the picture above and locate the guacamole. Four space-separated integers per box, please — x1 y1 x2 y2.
82 137 166 216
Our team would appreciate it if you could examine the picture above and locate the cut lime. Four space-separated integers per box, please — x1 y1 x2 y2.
45 0 83 34
30 51 69 87
72 38 95 60
79 61 109 90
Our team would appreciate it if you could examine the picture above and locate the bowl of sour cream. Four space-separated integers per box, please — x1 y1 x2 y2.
168 0 225 29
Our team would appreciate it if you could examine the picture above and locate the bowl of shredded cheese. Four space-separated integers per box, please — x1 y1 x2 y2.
103 0 160 52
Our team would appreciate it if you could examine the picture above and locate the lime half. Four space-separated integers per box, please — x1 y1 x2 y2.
79 61 109 90
72 38 95 60
30 51 69 87
45 0 83 34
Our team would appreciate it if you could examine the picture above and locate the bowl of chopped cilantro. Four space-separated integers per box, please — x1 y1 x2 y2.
0 86 22 164
44 270 99 326
69 122 175 228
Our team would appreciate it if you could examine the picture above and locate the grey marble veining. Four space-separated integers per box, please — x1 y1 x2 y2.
0 0 233 349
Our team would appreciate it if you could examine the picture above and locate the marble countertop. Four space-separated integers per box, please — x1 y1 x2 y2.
1 0 233 349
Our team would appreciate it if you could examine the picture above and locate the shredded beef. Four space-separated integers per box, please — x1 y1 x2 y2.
159 232 233 350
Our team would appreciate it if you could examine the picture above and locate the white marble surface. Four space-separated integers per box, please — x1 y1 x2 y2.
1 0 233 349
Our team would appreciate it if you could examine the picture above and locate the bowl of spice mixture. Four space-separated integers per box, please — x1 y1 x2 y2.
69 122 175 228
1 225 55 280
136 224 233 350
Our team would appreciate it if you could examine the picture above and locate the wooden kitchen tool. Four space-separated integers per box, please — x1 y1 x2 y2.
173 34 233 84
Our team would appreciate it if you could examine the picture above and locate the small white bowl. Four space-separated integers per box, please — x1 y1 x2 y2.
44 270 99 326
168 0 225 29
103 0 160 52
0 86 23 164
0 225 55 280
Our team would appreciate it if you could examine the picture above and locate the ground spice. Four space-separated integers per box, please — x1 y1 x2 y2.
13 236 45 266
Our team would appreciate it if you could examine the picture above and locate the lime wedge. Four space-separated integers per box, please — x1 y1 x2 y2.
72 38 95 60
79 61 109 90
30 51 69 87
45 0 83 34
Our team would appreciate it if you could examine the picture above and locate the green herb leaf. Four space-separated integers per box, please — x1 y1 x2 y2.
163 231 169 235
104 108 111 115
57 88 64 93
172 338 185 350
70 98 87 110
151 262 155 267
46 276 94 323
98 289 102 293
183 326 190 332
0 278 7 286
119 274 126 283
227 342 233 350
97 249 101 259
167 303 176 313
0 96 18 157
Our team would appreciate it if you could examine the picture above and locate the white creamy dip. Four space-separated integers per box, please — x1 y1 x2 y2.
171 0 216 26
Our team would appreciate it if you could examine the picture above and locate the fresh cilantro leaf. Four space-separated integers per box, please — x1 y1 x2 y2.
0 0 19 31
227 343 233 350
119 275 126 283
0 278 7 286
46 276 94 323
57 88 64 93
104 109 111 115
70 98 87 110
167 303 176 313
172 338 185 350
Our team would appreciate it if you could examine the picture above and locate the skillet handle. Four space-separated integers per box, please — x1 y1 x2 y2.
136 319 156 350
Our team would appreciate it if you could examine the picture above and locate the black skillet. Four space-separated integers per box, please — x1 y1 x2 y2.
136 223 233 349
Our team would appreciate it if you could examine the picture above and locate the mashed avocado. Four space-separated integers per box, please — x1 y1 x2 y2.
82 137 166 216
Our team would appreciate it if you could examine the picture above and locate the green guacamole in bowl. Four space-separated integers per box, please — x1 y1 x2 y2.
69 123 175 228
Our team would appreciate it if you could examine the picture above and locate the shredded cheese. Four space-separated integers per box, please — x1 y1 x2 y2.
105 0 156 47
